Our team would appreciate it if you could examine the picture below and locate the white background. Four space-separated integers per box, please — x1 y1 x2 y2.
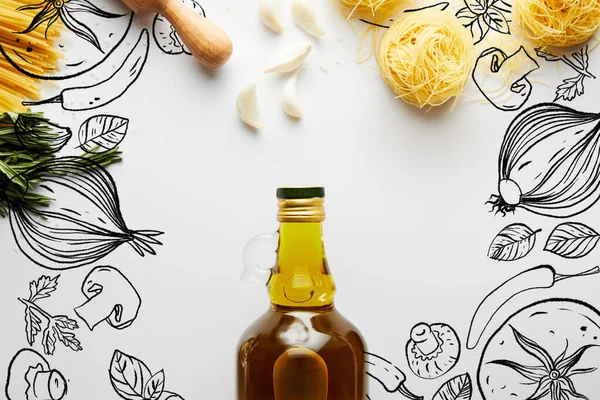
2 0 600 399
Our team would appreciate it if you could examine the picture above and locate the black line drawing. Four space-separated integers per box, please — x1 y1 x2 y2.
466 265 599 350
405 322 460 380
405 2 450 12
545 222 600 259
0 111 71 156
455 0 511 44
16 0 124 53
536 46 596 102
473 47 539 111
365 352 423 400
77 115 129 154
22 29 150 112
110 350 184 400
5 348 68 400
18 275 83 355
359 2 450 29
487 223 541 261
74 266 141 331
477 298 600 400
487 103 600 218
0 12 134 80
153 0 205 55
432 374 472 400
8 156 163 270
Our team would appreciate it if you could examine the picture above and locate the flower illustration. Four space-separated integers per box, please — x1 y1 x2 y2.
16 0 124 53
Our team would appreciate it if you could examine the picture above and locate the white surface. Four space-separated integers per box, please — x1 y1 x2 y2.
2 0 600 399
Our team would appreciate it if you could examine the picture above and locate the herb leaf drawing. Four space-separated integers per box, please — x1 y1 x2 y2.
487 223 540 261
488 326 597 400
17 0 124 53
18 275 83 355
432 374 472 400
544 222 600 259
456 0 511 44
78 115 129 153
110 350 184 400
535 46 596 102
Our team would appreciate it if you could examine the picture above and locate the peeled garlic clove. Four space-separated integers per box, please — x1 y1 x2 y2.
264 42 312 73
259 0 284 34
282 69 302 118
237 80 261 129
291 0 325 37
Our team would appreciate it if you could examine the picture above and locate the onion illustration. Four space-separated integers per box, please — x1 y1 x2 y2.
489 103 600 217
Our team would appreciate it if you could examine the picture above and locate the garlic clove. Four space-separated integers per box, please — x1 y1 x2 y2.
291 0 325 37
259 0 284 34
282 68 302 118
264 42 312 73
236 80 261 129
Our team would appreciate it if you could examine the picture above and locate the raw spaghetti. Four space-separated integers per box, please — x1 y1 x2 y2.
377 9 474 109
0 0 62 112
514 0 600 47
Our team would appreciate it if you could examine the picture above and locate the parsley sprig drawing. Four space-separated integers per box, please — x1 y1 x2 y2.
16 0 124 53
456 0 511 44
536 45 596 102
489 326 597 400
18 275 83 356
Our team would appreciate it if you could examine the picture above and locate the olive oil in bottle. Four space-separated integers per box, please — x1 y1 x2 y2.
237 187 367 400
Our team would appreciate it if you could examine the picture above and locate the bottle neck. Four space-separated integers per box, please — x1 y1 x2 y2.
268 221 336 309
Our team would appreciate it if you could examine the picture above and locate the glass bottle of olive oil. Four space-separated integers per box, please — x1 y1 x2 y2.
237 187 367 400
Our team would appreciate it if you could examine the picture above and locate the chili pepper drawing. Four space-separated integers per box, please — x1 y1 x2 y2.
22 29 149 112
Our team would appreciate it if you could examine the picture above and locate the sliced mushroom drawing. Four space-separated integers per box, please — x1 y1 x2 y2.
74 266 141 330
5 348 67 400
405 322 461 379
473 46 539 111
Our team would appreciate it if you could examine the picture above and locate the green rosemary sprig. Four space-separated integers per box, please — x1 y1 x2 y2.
0 111 122 218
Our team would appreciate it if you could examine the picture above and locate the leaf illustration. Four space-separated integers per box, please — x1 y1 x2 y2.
465 0 487 14
456 7 477 22
555 75 585 102
162 392 184 400
432 374 473 400
29 275 59 302
24 306 42 346
41 326 57 355
144 370 165 400
484 8 510 34
78 115 129 154
471 15 490 44
535 47 561 62
488 223 541 261
110 350 152 400
544 222 600 258
51 316 82 352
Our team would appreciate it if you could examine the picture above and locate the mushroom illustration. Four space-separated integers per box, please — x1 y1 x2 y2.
5 348 67 400
74 266 141 330
405 322 461 379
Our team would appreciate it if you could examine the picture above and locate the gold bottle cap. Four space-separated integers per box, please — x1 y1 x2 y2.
276 187 325 222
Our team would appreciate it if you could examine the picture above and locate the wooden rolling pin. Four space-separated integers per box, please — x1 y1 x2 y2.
123 0 233 68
